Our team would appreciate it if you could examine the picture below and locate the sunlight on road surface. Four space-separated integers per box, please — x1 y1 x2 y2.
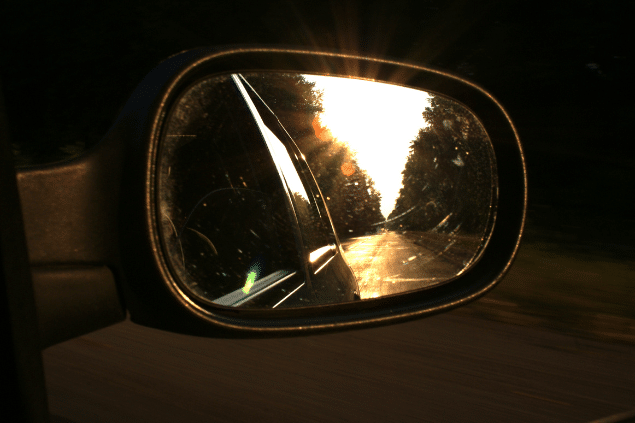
341 231 471 298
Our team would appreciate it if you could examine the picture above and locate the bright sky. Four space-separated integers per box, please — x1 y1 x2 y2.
304 75 431 218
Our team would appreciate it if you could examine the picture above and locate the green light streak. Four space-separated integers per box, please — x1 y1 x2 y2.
242 271 257 294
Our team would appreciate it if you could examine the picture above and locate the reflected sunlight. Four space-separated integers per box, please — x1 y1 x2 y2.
304 75 431 218
262 125 310 202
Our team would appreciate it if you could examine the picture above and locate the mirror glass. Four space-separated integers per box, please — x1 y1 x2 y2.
157 72 497 309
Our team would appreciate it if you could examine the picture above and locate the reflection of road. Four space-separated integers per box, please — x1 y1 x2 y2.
340 231 478 299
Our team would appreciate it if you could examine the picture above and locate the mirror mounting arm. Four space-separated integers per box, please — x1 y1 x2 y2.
15 131 126 348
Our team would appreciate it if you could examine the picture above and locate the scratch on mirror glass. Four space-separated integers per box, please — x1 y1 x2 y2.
186 227 219 256
448 223 462 236
163 211 184 266
443 240 456 251
375 204 419 225
273 283 305 308
431 213 452 232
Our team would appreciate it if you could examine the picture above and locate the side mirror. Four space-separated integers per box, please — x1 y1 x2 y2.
17 47 526 343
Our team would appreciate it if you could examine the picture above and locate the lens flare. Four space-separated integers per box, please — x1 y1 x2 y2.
242 256 265 294
312 116 332 141
242 271 257 294
341 162 355 176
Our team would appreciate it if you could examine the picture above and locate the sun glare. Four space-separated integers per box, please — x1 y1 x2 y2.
304 75 431 218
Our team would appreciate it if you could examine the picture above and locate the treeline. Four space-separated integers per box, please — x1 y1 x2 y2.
386 95 495 237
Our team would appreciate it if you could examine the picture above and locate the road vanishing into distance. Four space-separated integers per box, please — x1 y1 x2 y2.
340 231 480 298
43 238 635 423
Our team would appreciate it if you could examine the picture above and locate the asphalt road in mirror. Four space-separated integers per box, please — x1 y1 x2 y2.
43 298 635 422
341 231 478 298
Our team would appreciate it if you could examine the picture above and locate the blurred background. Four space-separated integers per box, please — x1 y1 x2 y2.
3 1 633 421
